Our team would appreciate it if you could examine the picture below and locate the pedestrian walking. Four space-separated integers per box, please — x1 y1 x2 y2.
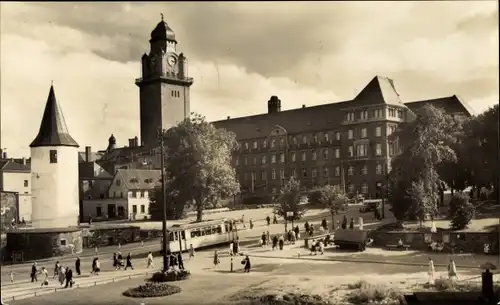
53 261 60 279
125 253 134 270
213 250 220 268
427 257 435 285
58 266 66 285
146 251 154 268
40 267 49 287
65 268 74 288
30 262 38 282
266 215 271 226
75 257 81 276
189 244 195 259
242 255 251 273
177 252 184 270
9 271 14 283
448 259 457 281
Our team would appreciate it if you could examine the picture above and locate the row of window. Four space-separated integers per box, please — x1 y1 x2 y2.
110 190 149 199
236 143 391 166
190 225 223 238
268 182 370 195
345 107 403 122
241 125 398 151
237 164 386 182
171 90 181 98
131 204 146 214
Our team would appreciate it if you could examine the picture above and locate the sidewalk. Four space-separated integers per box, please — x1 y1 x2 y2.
1 209 329 268
248 244 500 270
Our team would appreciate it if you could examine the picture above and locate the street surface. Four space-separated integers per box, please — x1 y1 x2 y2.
0 206 390 302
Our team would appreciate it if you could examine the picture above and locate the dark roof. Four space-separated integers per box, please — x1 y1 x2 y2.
114 169 161 190
78 151 103 163
78 162 112 179
150 18 176 43
0 160 30 173
404 95 474 117
212 76 407 140
30 85 79 148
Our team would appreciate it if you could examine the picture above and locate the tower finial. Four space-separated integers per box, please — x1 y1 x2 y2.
160 13 163 21
51 80 53 86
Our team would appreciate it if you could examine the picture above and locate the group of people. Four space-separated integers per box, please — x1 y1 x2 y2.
25 261 75 289
427 258 458 284
112 252 134 270
212 249 251 273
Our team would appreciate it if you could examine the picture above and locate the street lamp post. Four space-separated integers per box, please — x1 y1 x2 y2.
158 128 169 272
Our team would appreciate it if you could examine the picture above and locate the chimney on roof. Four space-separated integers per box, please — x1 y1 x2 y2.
85 146 91 162
268 96 281 114
133 136 139 147
22 157 26 165
2 152 6 159
128 138 134 147
302 104 306 108
227 116 230 120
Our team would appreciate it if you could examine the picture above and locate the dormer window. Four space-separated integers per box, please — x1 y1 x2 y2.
49 150 58 164
130 178 138 183
116 179 121 186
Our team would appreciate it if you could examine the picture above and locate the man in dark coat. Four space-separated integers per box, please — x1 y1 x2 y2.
65 268 73 288
242 255 251 273
177 252 184 270
75 257 81 275
30 262 38 282
266 216 271 226
125 253 134 270
342 215 348 229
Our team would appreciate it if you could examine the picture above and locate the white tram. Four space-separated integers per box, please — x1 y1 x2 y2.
165 218 238 252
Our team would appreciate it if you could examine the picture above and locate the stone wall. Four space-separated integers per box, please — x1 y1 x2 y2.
6 228 82 261
369 230 500 255
82 226 140 248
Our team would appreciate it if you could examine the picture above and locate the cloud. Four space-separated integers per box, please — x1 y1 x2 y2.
0 2 498 157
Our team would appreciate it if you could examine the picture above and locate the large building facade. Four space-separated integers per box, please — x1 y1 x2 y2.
95 16 472 203
212 77 473 200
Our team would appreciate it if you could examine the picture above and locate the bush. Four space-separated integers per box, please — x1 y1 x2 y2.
241 293 329 305
347 280 401 304
431 277 480 292
150 270 190 282
123 283 181 298
449 192 475 230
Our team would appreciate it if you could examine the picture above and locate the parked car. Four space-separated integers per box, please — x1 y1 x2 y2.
359 199 383 213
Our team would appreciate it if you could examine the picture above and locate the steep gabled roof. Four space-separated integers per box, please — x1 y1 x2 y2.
212 75 407 140
352 76 404 107
405 95 474 117
0 160 30 173
114 169 161 191
30 85 79 148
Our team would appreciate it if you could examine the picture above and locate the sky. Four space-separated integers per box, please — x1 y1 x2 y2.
1 2 498 157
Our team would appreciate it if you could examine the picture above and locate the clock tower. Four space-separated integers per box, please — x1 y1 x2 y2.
136 15 194 148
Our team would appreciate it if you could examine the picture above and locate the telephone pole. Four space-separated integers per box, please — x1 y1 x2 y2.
158 128 169 272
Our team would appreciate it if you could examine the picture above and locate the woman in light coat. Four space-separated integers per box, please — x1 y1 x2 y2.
448 259 457 281
427 257 435 285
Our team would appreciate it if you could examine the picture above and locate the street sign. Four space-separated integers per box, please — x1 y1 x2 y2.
286 212 294 217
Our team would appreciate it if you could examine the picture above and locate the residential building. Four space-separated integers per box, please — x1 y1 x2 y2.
212 76 473 200
82 169 161 221
0 159 31 221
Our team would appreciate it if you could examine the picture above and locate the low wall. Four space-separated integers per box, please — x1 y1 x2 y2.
6 228 83 261
369 230 500 255
82 225 141 248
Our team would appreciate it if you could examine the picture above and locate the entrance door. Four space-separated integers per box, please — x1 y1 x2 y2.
107 204 116 218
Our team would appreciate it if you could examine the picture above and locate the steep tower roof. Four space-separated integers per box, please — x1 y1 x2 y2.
150 14 176 43
30 85 79 148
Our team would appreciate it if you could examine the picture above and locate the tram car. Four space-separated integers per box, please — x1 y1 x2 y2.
165 218 238 252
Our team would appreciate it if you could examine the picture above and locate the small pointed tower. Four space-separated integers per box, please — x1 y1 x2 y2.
30 84 80 229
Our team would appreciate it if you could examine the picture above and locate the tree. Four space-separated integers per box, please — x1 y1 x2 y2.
149 184 186 221
307 189 323 207
389 105 458 223
315 185 345 231
275 177 307 231
449 192 475 230
163 113 240 222
459 105 499 200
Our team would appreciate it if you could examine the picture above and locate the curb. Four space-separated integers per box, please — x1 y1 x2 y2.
4 271 151 302
247 253 486 270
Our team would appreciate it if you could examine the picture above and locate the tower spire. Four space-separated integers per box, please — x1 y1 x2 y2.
30 85 79 147
161 13 163 21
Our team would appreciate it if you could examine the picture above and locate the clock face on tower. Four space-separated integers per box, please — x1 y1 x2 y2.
167 56 177 67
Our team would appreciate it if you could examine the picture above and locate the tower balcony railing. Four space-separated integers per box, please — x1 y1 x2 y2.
135 72 194 84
